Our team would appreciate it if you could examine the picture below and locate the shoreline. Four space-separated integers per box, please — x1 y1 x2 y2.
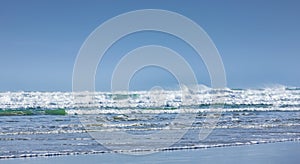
2 141 300 164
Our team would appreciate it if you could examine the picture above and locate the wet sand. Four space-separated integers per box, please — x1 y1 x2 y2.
2 141 300 164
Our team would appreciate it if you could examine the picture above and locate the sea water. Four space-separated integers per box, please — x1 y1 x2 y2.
0 86 300 158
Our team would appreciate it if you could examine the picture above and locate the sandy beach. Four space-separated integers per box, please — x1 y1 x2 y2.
2 141 299 164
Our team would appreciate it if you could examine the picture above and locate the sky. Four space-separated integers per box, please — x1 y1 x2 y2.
0 0 299 91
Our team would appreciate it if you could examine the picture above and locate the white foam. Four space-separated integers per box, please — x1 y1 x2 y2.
0 86 299 113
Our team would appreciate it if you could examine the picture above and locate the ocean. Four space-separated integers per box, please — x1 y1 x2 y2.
0 86 300 158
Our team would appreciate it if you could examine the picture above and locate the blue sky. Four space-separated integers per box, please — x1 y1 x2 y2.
0 0 299 91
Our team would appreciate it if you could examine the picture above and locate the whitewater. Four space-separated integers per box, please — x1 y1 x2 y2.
0 86 300 158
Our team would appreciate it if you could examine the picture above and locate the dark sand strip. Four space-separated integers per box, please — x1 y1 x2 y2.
2 141 300 164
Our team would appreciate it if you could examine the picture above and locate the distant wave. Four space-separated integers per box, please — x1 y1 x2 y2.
0 109 66 116
0 85 299 115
